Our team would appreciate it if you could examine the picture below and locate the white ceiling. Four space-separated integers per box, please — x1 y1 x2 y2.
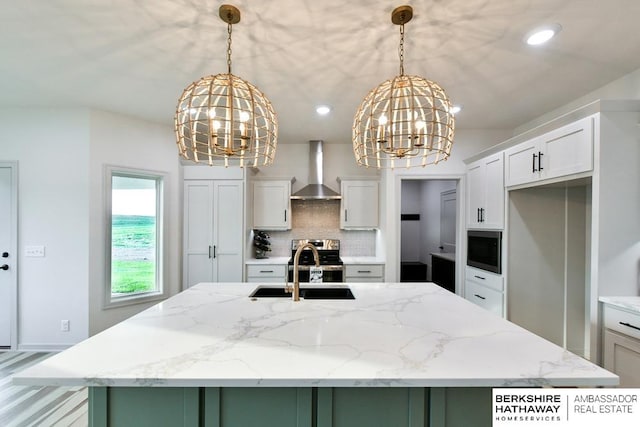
2 0 640 145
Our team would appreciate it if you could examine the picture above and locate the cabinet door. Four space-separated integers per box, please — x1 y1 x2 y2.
504 139 539 187
212 181 243 282
482 153 504 229
183 181 214 288
540 116 593 180
253 181 291 230
466 160 484 228
603 329 640 387
465 280 503 317
467 153 504 229
340 181 379 229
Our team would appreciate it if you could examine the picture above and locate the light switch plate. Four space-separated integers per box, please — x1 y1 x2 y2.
25 246 45 257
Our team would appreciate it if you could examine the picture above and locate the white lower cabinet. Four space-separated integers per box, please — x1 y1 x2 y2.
344 264 384 282
602 304 640 387
464 266 504 317
246 264 287 283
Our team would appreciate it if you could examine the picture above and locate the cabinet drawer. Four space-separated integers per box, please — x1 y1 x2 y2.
465 266 503 292
345 264 384 278
465 281 503 317
603 305 640 341
247 264 287 278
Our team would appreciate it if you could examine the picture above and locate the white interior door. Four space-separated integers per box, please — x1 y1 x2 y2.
440 189 457 253
0 164 16 348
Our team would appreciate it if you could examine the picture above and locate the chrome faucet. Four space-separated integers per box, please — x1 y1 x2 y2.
287 242 320 301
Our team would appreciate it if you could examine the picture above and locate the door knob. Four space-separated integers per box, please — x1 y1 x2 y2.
0 264 8 271
1 252 8 258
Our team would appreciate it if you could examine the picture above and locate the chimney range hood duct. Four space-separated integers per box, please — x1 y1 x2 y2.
290 140 341 200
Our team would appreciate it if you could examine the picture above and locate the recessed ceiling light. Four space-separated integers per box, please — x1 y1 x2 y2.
451 105 462 115
316 105 331 116
526 24 562 46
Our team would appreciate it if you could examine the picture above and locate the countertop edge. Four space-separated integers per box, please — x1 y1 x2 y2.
599 296 640 315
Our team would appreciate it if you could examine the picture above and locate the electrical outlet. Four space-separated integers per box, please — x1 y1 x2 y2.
25 246 45 257
61 320 70 332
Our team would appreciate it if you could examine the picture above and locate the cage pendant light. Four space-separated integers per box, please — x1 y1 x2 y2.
352 5 455 169
175 4 278 168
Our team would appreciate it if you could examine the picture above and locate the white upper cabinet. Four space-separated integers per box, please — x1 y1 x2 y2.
253 180 291 230
466 152 504 229
505 116 593 187
340 179 379 229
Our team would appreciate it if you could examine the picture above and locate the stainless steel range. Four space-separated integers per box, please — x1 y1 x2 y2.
287 239 344 283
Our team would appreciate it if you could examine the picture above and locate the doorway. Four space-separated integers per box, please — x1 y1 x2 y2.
400 179 458 284
0 162 17 349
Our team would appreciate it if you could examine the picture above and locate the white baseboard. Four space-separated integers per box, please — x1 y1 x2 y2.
17 344 73 352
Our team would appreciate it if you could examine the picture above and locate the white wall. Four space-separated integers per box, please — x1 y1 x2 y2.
515 68 640 134
420 181 457 266
0 107 182 348
88 110 182 335
252 142 379 193
0 108 90 350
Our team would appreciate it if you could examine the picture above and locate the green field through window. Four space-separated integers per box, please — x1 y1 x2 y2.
111 174 158 296
111 215 156 294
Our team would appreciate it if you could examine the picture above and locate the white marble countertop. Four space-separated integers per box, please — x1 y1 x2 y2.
599 296 640 314
430 252 456 262
245 257 290 265
340 256 385 264
246 257 385 265
14 283 617 388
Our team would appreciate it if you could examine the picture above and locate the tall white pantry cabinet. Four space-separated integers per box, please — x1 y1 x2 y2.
182 167 244 289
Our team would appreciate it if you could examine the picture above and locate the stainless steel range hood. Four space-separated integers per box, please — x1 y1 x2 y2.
290 140 341 200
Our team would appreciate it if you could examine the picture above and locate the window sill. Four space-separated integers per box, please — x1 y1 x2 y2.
104 291 167 310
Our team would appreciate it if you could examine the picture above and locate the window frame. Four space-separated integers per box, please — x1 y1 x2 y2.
104 165 169 309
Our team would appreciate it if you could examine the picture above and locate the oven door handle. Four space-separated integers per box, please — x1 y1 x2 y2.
289 265 344 271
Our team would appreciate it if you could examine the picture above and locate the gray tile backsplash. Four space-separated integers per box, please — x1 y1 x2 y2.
258 200 377 257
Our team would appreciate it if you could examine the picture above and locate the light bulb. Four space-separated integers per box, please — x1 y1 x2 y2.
379 115 388 125
239 111 250 122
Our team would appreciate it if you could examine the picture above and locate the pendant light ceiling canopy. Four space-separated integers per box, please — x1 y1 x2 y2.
175 4 278 168
353 5 455 169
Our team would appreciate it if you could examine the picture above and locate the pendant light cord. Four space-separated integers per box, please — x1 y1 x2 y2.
398 23 405 76
227 22 233 74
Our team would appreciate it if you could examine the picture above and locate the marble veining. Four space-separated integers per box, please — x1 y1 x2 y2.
13 283 617 388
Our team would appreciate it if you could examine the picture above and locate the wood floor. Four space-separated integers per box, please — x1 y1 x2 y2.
0 352 88 427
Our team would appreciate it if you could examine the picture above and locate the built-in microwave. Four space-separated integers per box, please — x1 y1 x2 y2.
467 230 502 274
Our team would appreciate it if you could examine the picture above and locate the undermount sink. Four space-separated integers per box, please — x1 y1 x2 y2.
249 286 355 300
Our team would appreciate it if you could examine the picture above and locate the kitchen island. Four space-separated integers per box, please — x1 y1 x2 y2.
14 282 616 426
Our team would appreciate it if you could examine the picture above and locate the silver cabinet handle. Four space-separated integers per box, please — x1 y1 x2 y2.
474 294 486 300
474 275 486 280
208 246 212 259
358 270 371 273
0 264 8 271
284 210 287 222
260 270 274 273
345 210 348 222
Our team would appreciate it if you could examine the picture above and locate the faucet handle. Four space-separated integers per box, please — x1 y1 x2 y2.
284 283 293 293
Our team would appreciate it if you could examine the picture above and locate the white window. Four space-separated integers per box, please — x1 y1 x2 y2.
105 166 168 308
